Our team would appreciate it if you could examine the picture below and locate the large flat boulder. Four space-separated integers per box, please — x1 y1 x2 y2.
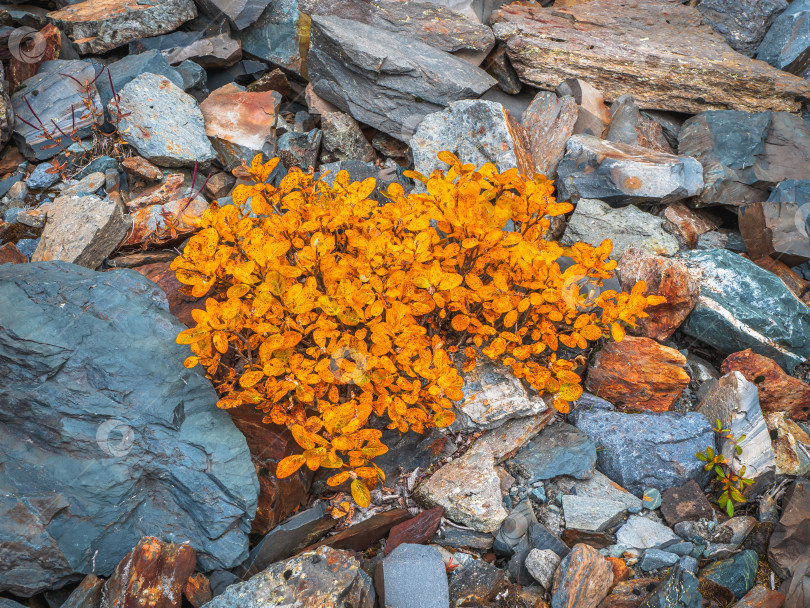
490 0 810 114
0 262 258 596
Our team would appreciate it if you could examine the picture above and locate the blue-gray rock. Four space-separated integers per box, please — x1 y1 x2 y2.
14 238 38 259
494 499 536 557
698 0 788 56
208 570 241 597
375 544 448 608
679 249 810 372
59 172 106 198
639 566 701 608
175 59 208 92
308 14 495 142
562 495 626 532
196 0 269 29
26 163 62 190
75 157 118 180
206 546 374 607
757 0 810 75
556 135 703 206
616 515 680 550
699 549 759 600
677 555 699 575
113 72 216 167
506 422 596 483
0 262 258 597
131 29 242 68
573 409 715 496
640 549 679 571
12 60 102 160
277 129 322 171
242 0 306 75
0 163 27 202
740 179 810 265
97 50 184 113
659 540 694 557
642 489 663 510
432 527 494 551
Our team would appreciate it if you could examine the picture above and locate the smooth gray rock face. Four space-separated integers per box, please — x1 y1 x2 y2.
525 548 560 589
697 372 775 480
699 0 787 57
12 60 102 160
757 0 810 75
679 249 810 372
114 72 216 167
375 544 448 608
241 0 305 74
556 135 703 206
562 198 680 258
567 471 642 512
206 546 375 608
507 422 596 483
0 262 258 597
616 515 680 550
97 50 184 112
196 0 270 29
493 499 536 557
308 14 495 142
573 410 715 497
640 549 679 571
562 495 626 533
26 163 62 190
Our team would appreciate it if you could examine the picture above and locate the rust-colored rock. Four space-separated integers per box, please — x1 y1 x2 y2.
597 578 660 608
617 248 699 341
662 201 722 249
552 543 613 608
133 261 203 327
247 68 291 98
734 585 786 608
122 195 208 247
660 479 714 526
721 350 810 421
183 573 212 608
765 412 810 477
122 156 164 184
102 536 196 608
306 509 411 553
748 256 810 305
0 242 27 264
227 406 313 535
9 24 60 94
60 574 104 608
125 174 187 211
605 557 631 586
385 506 443 555
585 336 690 412
491 0 810 113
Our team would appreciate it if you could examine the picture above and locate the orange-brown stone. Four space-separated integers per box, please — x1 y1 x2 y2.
133 261 203 327
605 556 631 586
585 336 690 412
552 543 613 608
0 242 27 265
663 201 721 249
9 24 61 93
183 573 212 608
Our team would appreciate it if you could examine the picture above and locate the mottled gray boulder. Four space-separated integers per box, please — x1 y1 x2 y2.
561 495 626 533
699 0 787 57
97 50 184 112
573 409 715 497
0 262 258 596
562 198 679 258
506 422 596 483
757 0 810 76
556 135 703 206
309 14 495 142
616 515 680 550
678 110 810 207
12 60 102 160
241 0 306 75
679 249 810 372
411 99 529 186
114 72 216 167
375 544 448 608
321 111 375 163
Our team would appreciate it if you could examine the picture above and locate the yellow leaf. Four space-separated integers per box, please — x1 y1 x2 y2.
183 356 199 368
239 370 264 388
351 478 371 507
276 454 306 478
611 322 626 342
327 471 351 486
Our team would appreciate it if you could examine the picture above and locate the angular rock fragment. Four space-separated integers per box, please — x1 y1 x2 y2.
0 242 27 264
320 111 375 163
308 14 495 141
375 544 448 608
616 515 680 550
679 249 810 372
734 585 787 608
662 202 721 249
555 79 611 138
115 73 216 168
551 544 613 608
562 198 680 258
277 129 322 170
556 136 703 206
660 480 715 527
700 550 759 601
491 0 810 113
123 193 208 247
757 0 810 77
307 509 410 553
135 29 242 68
606 95 673 153
698 0 787 57
525 548 560 589
748 255 810 304
765 412 810 476
768 479 810 581
521 91 577 179
240 0 307 76
637 566 701 608
448 558 505 606
8 23 60 95
196 0 270 30
200 83 281 170
494 499 536 557
484 44 521 94
507 422 596 483
585 336 690 412
98 50 184 112
562 495 626 533
385 507 443 555
47 0 197 54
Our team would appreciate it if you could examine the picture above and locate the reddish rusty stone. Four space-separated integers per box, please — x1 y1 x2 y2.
660 480 714 526
385 506 443 555
663 201 721 249
734 585 786 608
0 242 27 264
122 156 164 183
618 247 699 341
247 68 291 98
9 24 61 93
183 573 212 608
605 557 631 586
561 529 616 550
125 174 186 211
552 543 613 608
227 406 313 535
597 578 660 608
132 261 203 327
306 509 411 553
585 336 690 412
0 147 24 175
102 537 196 608
61 573 104 608
122 195 208 247
721 350 810 421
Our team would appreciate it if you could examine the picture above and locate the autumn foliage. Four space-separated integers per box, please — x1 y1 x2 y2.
173 152 663 507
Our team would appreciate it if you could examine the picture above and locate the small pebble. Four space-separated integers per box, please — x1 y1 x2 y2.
642 488 662 510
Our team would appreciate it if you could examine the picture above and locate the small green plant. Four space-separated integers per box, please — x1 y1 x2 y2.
696 419 755 517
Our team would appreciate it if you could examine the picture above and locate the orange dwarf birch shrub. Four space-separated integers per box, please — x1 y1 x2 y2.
172 152 664 507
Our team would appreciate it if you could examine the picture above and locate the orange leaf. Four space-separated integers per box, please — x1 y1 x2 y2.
351 478 371 507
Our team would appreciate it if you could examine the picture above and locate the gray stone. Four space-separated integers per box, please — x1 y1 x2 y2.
135 29 242 68
700 549 759 600
196 0 270 29
528 521 570 559
12 60 102 161
640 549 679 571
507 422 596 483
573 409 715 497
757 0 810 76
60 172 105 198
277 129 322 171
320 111 375 163
432 527 494 551
484 44 521 94
47 0 197 54
556 135 703 206
309 14 495 142
616 515 680 550
660 541 694 557
114 73 216 168
697 372 776 480
494 499 536 557
204 546 374 608
376 544 448 608
740 179 810 265
561 198 680 258
605 95 673 153
15 238 38 259
176 59 207 92
0 262 258 596
562 495 626 532
679 249 810 372
26 163 61 190
31 195 130 269
643 489 663 510
241 0 307 75
525 548 560 589
75 157 118 180
97 50 184 112
567 471 642 513
678 556 699 575
699 0 787 57
640 566 701 608
521 91 577 180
